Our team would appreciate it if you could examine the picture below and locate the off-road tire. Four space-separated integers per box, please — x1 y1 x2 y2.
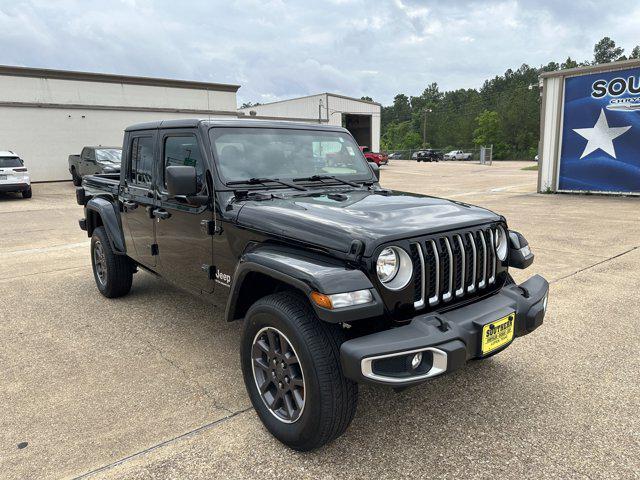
71 167 82 186
90 226 133 298
22 188 32 199
241 291 358 451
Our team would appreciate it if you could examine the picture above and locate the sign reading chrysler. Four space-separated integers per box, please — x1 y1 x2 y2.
559 66 640 193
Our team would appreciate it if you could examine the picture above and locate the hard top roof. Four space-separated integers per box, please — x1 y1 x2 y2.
125 118 350 133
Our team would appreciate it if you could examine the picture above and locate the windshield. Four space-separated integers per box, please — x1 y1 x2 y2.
96 149 122 163
0 157 22 168
209 128 372 183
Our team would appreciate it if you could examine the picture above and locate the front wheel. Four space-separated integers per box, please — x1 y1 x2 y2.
241 292 358 451
91 226 133 298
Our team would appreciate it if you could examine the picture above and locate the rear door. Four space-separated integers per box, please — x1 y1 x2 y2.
121 132 157 268
81 148 98 175
154 130 214 294
79 148 89 176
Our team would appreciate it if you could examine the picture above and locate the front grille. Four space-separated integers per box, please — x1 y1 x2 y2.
411 225 502 311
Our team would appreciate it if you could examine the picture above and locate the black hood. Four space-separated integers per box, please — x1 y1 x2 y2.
235 189 502 256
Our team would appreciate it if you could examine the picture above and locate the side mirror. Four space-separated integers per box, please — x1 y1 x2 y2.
166 165 197 196
369 162 380 181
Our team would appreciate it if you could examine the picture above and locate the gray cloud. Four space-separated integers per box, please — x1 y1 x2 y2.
0 0 638 105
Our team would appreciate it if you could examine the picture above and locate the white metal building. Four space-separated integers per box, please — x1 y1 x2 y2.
0 65 239 182
237 93 382 152
538 59 640 195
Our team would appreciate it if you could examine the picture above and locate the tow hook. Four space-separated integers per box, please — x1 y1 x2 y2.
432 316 450 332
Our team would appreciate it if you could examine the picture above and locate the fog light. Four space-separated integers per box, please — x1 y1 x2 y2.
543 293 548 312
411 352 422 369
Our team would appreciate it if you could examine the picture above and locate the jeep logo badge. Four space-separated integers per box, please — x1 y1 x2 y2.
215 270 231 287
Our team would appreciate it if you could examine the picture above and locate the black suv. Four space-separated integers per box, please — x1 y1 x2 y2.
413 149 442 162
76 119 548 451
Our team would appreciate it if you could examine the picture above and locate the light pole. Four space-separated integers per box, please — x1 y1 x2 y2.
318 98 324 124
422 108 432 146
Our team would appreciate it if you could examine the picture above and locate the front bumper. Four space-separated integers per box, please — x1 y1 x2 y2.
0 182 30 193
341 274 548 386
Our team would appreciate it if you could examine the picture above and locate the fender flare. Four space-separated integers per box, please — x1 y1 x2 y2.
224 246 382 323
85 197 126 254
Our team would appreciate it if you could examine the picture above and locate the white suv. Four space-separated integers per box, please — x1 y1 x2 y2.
0 151 32 198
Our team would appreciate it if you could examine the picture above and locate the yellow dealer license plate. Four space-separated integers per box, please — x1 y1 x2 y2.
481 312 515 355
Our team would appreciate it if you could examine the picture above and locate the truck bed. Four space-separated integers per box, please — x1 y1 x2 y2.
82 173 120 197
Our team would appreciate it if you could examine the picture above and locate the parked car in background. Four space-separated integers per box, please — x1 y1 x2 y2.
359 146 388 166
444 150 473 161
0 150 31 198
388 152 403 160
69 146 122 186
412 149 441 162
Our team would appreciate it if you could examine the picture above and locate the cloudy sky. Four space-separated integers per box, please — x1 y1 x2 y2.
0 0 638 105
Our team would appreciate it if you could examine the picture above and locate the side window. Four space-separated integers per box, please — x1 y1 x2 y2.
163 136 204 192
129 136 154 187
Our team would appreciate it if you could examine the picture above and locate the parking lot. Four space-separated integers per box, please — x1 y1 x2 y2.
1 160 638 479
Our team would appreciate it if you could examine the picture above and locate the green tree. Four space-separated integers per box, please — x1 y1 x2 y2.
630 46 640 59
561 57 578 69
473 110 502 146
593 36 624 64
541 61 560 72
360 96 373 102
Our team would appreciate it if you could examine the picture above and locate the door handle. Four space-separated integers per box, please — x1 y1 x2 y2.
123 200 138 211
152 208 171 220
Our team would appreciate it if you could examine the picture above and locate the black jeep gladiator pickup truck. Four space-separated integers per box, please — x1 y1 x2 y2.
76 119 548 451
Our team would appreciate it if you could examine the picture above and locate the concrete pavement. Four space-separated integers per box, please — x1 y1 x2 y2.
1 161 638 479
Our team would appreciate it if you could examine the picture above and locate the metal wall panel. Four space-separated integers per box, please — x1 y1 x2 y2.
238 93 381 151
0 71 238 181
0 106 233 181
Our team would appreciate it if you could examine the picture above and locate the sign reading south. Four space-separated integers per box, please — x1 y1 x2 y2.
559 66 640 193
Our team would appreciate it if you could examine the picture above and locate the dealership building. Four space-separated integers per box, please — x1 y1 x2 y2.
237 93 382 152
0 65 240 182
0 65 382 182
538 58 640 195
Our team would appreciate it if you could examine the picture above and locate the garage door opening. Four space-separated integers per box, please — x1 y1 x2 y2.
343 114 372 150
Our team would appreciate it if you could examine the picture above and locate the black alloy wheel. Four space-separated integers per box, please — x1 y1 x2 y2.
240 292 358 451
251 326 305 423
93 239 108 287
90 226 133 298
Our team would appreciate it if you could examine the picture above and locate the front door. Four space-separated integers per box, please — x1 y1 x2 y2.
154 131 214 294
121 133 157 268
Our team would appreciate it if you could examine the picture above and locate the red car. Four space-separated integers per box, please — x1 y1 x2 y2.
359 146 388 166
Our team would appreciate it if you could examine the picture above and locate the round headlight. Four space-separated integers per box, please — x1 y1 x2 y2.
376 247 399 283
495 226 508 261
376 246 413 290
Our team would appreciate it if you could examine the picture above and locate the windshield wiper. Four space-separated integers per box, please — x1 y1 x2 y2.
227 177 307 191
292 174 361 188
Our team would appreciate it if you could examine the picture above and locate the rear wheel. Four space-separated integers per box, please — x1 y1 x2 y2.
241 292 358 451
91 226 133 298
22 188 32 199
71 167 81 186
